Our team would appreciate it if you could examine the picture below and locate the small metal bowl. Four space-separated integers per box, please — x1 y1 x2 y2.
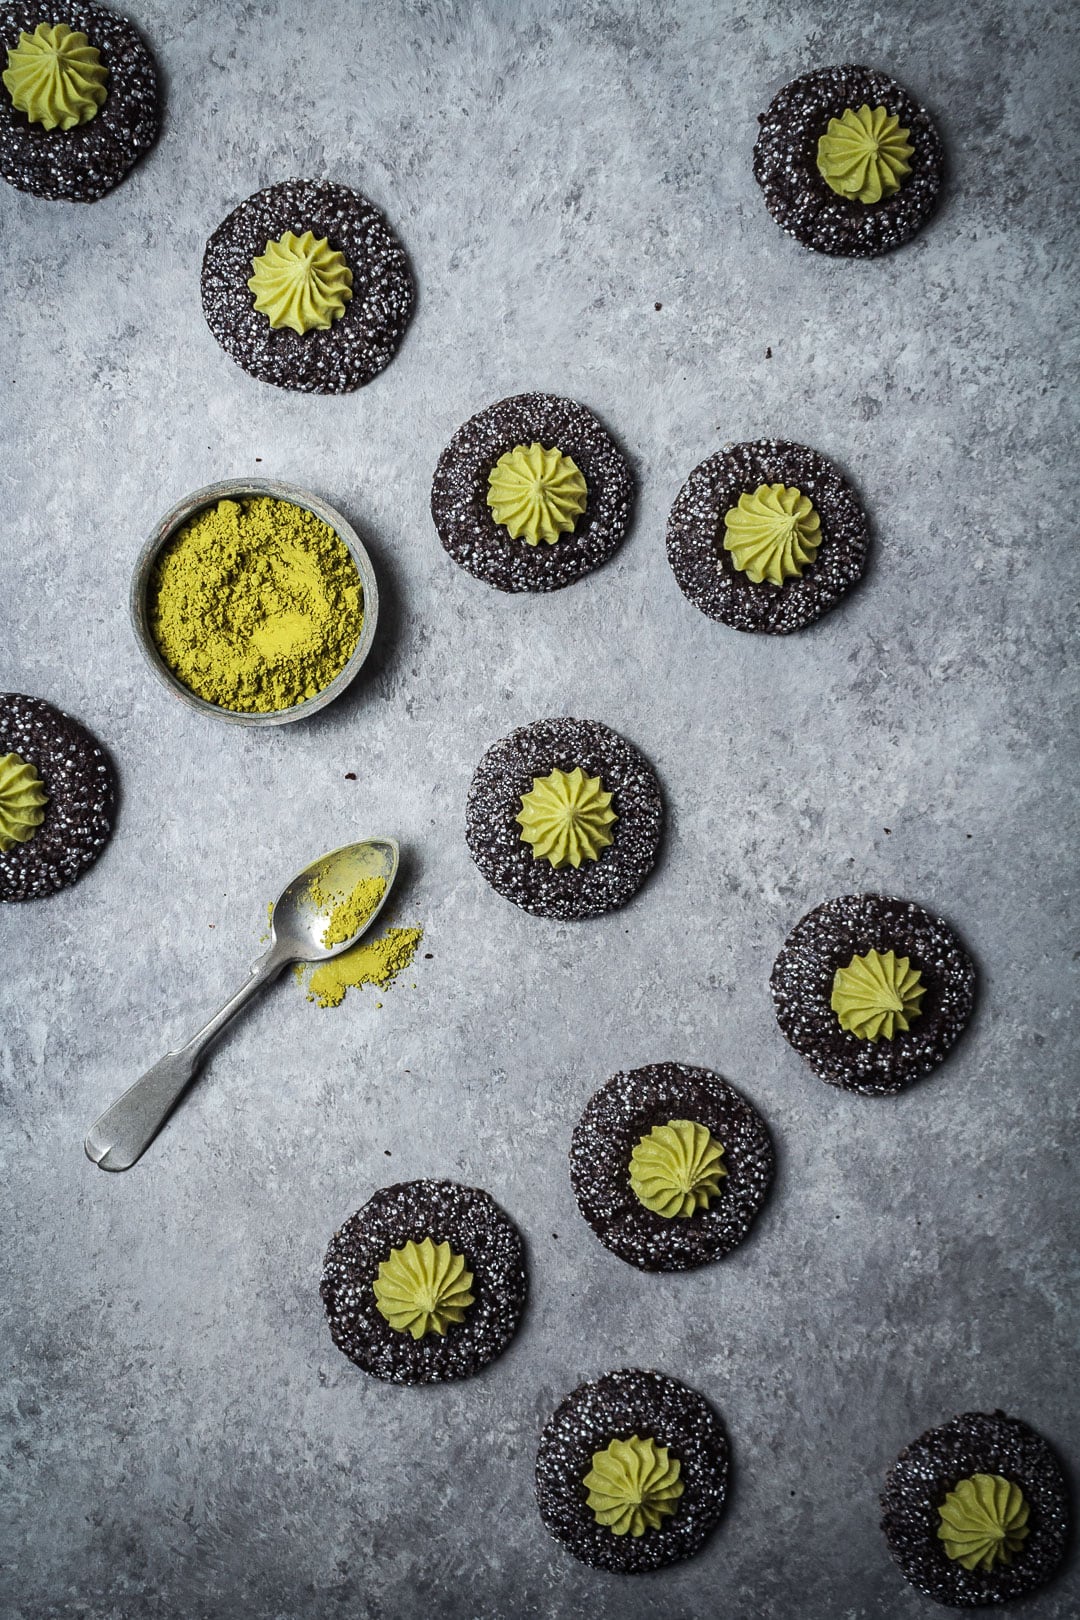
131 478 379 727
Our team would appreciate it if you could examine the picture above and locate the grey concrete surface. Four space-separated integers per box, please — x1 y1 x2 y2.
2 1 1078 1615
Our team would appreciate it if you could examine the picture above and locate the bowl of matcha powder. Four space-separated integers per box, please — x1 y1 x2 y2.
133 479 378 724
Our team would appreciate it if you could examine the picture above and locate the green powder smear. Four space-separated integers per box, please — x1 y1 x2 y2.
298 925 424 1008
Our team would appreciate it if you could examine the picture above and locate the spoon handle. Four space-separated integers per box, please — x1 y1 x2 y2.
84 953 285 1172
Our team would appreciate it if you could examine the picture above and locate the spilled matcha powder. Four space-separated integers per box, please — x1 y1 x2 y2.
148 496 364 713
300 926 424 1008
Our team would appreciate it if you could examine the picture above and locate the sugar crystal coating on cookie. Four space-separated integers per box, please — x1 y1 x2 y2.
320 1179 525 1384
0 693 115 901
881 1411 1069 1606
0 2 158 202
535 1368 729 1572
771 894 975 1094
753 63 943 258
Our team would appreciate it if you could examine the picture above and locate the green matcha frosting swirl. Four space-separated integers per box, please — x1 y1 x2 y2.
831 948 925 1041
0 753 48 853
3 22 109 130
629 1119 727 1217
487 443 587 546
248 231 354 334
584 1436 684 1537
938 1474 1030 1572
516 766 616 868
372 1237 474 1339
722 483 822 586
817 104 914 205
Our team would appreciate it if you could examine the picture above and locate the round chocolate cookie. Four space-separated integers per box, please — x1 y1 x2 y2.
201 179 414 394
0 2 159 202
771 894 976 1096
465 716 663 920
754 64 944 258
535 1368 729 1573
667 439 868 634
0 693 115 901
320 1179 526 1385
570 1063 774 1272
881 1411 1070 1607
431 393 634 592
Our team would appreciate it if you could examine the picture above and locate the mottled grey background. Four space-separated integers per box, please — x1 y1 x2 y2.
1 1 1078 1616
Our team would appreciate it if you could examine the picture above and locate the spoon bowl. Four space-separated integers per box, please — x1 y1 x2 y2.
270 838 399 962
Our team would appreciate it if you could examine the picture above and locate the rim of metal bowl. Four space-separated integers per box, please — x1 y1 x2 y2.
131 478 379 727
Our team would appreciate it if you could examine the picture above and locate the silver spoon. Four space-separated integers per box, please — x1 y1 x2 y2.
84 838 399 1172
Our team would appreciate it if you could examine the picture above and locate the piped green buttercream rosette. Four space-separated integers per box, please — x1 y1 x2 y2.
831 947 925 1041
3 22 109 130
722 483 822 586
0 753 48 853
584 1435 684 1537
516 766 616 868
372 1237 475 1339
629 1119 727 1217
817 104 914 205
487 443 587 545
937 1474 1030 1573
248 230 354 334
